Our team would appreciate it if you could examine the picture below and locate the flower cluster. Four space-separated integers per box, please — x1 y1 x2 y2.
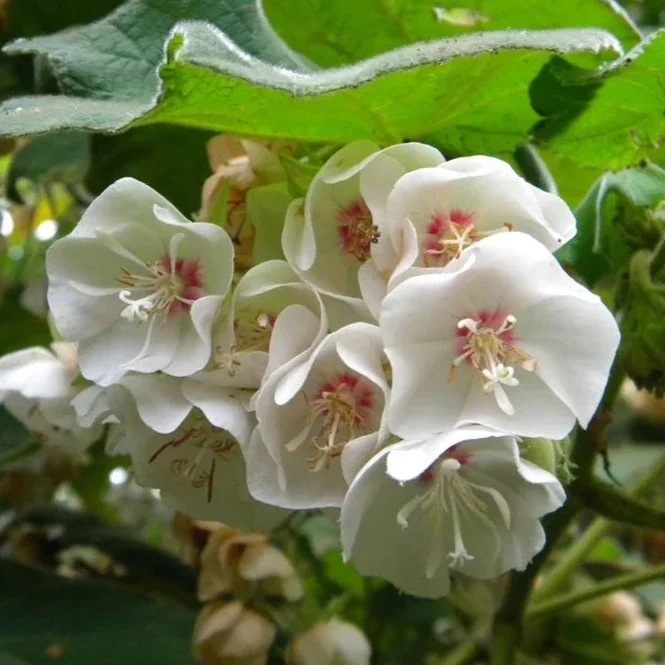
5 139 621 598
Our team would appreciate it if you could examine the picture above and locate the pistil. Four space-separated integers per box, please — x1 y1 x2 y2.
289 372 374 472
451 313 536 415
396 452 509 577
337 200 380 262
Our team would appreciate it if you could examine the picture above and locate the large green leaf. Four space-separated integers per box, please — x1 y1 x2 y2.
532 30 665 167
0 22 621 161
3 0 307 100
262 0 640 66
0 560 197 665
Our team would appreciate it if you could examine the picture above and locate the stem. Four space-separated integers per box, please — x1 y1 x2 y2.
528 563 665 619
438 641 481 665
649 232 665 280
490 500 580 665
532 451 665 602
490 357 625 665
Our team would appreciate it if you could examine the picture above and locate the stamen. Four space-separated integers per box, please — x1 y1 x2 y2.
451 313 536 415
109 232 203 323
422 211 511 266
149 419 236 503
214 311 276 374
337 200 380 262
295 372 374 471
396 451 509 576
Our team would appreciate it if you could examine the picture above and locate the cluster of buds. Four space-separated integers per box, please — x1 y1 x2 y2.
0 137 621 600
192 524 303 665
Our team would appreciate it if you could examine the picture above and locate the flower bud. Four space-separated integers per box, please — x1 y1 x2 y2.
618 246 665 396
198 527 302 603
519 438 557 475
595 592 643 629
171 512 223 567
193 601 276 665
286 619 371 665
200 136 293 271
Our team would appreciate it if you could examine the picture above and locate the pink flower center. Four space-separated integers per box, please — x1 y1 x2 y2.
305 371 375 471
116 235 204 322
422 210 513 267
422 209 476 266
419 445 471 486
451 311 537 416
337 200 380 262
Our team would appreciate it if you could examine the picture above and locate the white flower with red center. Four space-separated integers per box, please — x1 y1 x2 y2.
341 427 565 598
0 343 101 458
211 260 327 389
358 155 577 316
282 140 444 324
381 232 620 440
245 323 390 509
46 178 234 386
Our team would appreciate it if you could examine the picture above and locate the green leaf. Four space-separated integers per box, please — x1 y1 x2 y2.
262 0 640 66
532 30 665 168
3 0 306 100
558 162 665 284
0 11 621 155
16 505 197 604
0 560 198 665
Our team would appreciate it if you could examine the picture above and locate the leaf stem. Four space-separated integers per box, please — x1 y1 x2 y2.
528 562 665 619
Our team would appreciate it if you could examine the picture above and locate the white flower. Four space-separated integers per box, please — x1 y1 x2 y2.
246 323 390 509
341 427 565 598
358 155 577 317
286 619 371 665
282 141 444 324
46 178 234 386
0 343 100 456
381 232 620 440
74 374 285 528
211 260 327 389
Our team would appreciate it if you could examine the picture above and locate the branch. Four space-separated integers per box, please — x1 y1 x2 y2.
574 477 665 529
528 563 665 619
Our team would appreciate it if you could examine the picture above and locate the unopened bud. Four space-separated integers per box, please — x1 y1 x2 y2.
286 619 371 665
198 527 302 603
193 601 276 665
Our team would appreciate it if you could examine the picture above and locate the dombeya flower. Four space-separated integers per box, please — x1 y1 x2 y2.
282 141 444 320
0 343 100 455
246 323 390 509
381 232 620 440
359 155 576 317
46 178 234 386
341 427 565 598
212 260 327 389
73 374 285 529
